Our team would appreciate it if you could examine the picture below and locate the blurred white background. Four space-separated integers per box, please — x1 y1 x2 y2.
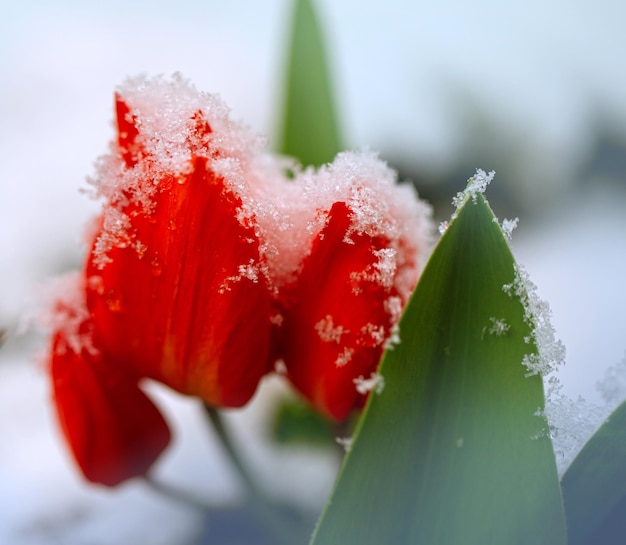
1 0 626 543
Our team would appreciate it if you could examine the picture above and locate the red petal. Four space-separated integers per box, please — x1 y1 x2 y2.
87 151 271 407
280 202 399 420
115 95 141 168
50 328 170 487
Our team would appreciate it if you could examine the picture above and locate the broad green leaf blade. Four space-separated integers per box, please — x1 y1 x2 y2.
311 194 567 545
278 0 342 166
561 400 626 545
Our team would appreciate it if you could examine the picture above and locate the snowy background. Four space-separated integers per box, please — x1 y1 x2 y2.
2 0 626 543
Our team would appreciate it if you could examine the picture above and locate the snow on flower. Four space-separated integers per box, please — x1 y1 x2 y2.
45 75 434 485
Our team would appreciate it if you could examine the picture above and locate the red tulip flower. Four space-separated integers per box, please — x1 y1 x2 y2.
46 75 433 486
48 76 274 486
268 154 432 420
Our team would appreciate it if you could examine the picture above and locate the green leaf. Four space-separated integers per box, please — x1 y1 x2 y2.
271 397 336 446
310 193 567 544
278 0 342 167
561 400 626 545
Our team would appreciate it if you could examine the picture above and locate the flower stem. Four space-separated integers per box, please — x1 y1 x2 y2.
202 403 309 545
202 404 263 501
144 474 212 511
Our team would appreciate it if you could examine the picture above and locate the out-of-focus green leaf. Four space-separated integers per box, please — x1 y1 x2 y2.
279 0 341 167
271 397 335 446
310 192 567 545
561 400 626 545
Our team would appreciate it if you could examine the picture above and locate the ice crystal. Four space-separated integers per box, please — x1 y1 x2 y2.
315 315 346 343
482 317 510 338
39 272 98 357
503 264 565 378
540 391 605 476
451 169 495 216
500 217 519 241
335 347 354 367
353 372 385 395
335 436 352 452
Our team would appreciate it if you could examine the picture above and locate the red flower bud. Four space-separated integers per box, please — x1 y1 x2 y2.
44 76 433 485
50 309 170 486
270 154 433 421
46 76 273 485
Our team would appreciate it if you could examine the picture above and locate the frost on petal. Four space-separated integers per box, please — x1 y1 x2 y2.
254 151 434 298
86 156 272 407
353 372 385 395
51 340 171 486
315 315 347 343
88 74 274 270
276 153 434 420
38 272 97 357
47 289 170 486
83 75 273 407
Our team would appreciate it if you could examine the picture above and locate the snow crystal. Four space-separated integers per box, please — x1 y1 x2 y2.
269 312 284 326
348 249 398 294
372 248 398 289
383 325 401 350
335 436 352 452
503 264 565 378
88 74 269 268
540 392 605 476
253 151 434 300
335 347 354 367
314 315 347 343
218 260 262 294
384 296 403 324
542 351 626 476
86 76 435 313
482 317 510 338
500 262 609 475
451 169 495 214
353 373 385 395
37 272 96 357
500 217 519 241
359 323 386 346
92 207 133 268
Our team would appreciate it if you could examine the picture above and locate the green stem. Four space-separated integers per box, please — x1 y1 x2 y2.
202 403 308 545
202 404 263 501
144 474 213 511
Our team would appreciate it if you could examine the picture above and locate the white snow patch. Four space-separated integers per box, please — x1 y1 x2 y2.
335 437 352 453
353 372 385 395
503 264 566 378
482 317 510 338
359 323 386 346
500 217 519 241
451 169 495 216
36 272 96 357
335 347 354 367
540 391 605 476
314 315 347 344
